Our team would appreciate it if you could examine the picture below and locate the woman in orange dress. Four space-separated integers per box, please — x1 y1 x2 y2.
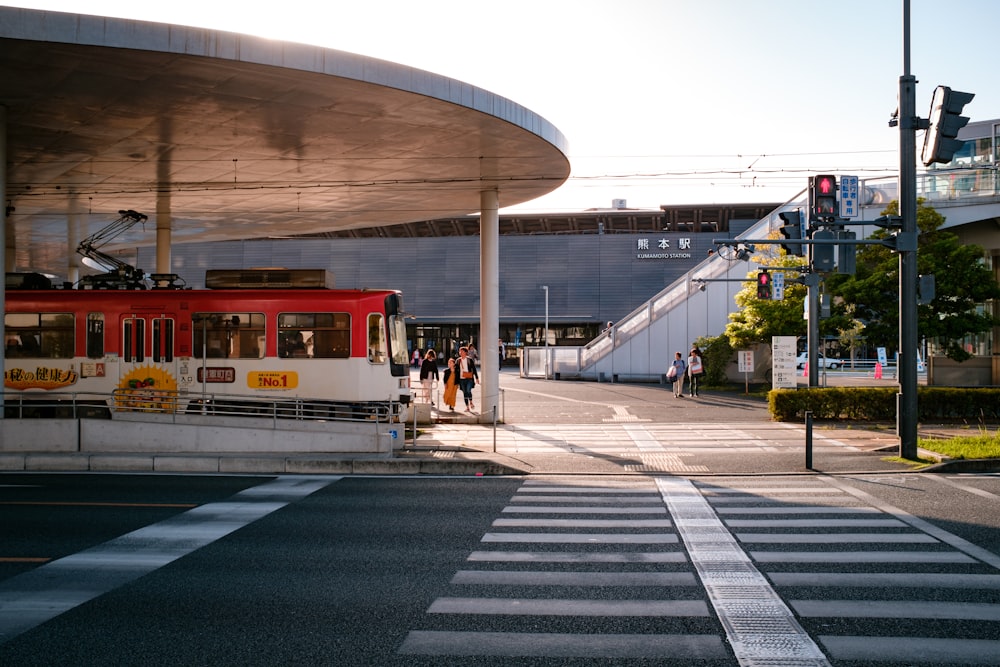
442 357 459 412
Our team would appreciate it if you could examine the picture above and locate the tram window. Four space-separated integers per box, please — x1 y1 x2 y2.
123 317 145 363
192 313 264 359
278 313 350 359
4 312 74 359
86 313 104 358
367 313 386 364
152 318 174 363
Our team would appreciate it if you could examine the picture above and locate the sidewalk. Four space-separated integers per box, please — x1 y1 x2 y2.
400 370 995 475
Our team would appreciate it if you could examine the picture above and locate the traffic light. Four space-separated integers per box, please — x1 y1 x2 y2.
921 85 975 166
812 229 835 272
809 175 837 222
756 271 772 300
777 210 804 256
837 230 856 275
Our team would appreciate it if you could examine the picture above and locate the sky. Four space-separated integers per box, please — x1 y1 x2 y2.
4 0 998 213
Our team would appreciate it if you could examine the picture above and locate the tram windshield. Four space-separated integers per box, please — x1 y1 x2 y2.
384 293 409 376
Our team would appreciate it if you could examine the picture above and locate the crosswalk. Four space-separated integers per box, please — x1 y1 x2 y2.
421 422 869 473
399 475 1000 664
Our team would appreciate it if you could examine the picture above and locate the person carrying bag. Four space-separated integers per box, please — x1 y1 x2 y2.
668 352 687 397
687 345 704 397
455 346 478 411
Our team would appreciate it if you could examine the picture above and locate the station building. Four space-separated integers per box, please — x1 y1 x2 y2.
138 202 779 365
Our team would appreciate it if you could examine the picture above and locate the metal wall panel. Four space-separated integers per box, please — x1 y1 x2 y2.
139 231 715 325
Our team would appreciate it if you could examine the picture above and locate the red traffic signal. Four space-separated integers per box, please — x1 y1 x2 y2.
756 271 772 299
810 175 837 219
815 175 835 195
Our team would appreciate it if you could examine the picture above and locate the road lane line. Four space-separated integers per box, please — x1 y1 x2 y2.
770 572 1000 588
481 532 678 544
0 475 335 645
927 473 1000 500
428 597 709 616
0 501 197 508
450 570 697 586
502 505 667 514
751 551 975 563
819 636 1000 665
399 630 728 659
467 551 687 563
793 599 1000 621
492 518 672 528
823 476 1000 570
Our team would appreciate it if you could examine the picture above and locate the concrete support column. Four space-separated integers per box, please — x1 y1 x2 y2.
66 194 81 286
479 189 500 420
155 118 173 277
155 208 171 275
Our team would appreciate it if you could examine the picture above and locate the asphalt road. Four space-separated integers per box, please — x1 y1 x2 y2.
3 472 1000 665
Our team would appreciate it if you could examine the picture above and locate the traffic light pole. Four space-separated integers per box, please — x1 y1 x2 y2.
897 1 919 460
805 273 820 387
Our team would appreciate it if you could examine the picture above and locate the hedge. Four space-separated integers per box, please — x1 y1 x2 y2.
768 387 1000 422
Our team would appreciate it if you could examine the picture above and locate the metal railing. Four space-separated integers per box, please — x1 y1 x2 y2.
3 390 396 426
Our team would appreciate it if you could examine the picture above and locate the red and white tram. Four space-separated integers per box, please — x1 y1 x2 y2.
3 269 411 418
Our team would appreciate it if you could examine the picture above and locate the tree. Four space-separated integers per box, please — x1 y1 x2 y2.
723 243 849 350
828 199 1000 362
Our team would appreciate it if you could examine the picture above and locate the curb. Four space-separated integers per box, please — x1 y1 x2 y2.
0 452 525 476
920 458 1000 474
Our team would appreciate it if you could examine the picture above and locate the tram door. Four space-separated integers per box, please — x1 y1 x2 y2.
118 314 180 411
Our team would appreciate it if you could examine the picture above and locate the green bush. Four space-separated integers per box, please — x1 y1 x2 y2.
697 335 732 386
769 387 1000 422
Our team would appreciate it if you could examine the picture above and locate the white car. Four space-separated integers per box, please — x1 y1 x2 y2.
796 353 842 369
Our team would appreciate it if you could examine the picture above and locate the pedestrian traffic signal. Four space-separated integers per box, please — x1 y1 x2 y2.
921 85 975 166
777 210 804 256
810 175 837 222
756 271 772 300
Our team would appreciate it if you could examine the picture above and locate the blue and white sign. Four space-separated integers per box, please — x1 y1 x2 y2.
839 175 860 218
772 271 785 301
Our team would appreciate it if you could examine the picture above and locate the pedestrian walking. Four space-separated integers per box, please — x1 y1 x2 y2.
668 351 687 397
455 345 478 411
498 338 506 368
419 349 439 405
688 345 704 397
442 357 458 412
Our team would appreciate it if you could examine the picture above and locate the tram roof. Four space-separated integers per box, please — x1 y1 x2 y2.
0 7 570 277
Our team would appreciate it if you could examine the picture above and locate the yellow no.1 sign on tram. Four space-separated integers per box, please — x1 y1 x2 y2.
248 371 299 390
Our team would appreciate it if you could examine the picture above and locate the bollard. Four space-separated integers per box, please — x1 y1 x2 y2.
805 410 813 469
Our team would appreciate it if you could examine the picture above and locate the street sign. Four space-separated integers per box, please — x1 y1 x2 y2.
839 175 859 218
772 336 797 389
772 271 785 300
738 350 754 373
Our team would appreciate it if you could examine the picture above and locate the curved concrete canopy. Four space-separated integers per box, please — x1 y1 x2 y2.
0 7 570 277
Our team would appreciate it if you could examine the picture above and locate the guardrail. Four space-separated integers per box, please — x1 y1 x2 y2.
3 390 395 426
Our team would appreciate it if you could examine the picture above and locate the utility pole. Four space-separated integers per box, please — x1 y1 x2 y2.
897 0 919 459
